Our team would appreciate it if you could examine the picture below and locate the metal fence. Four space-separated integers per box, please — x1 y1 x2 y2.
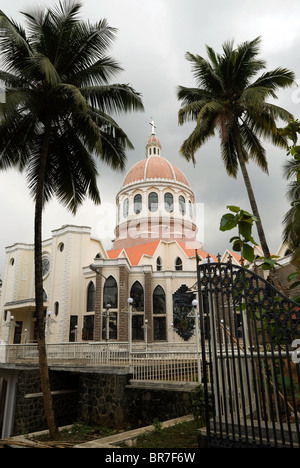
197 260 300 448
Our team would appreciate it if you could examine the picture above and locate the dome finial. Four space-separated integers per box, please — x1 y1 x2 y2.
149 118 156 135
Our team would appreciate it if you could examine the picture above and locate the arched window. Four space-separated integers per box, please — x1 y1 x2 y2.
148 192 158 212
153 285 166 340
134 194 142 214
54 301 59 316
153 285 166 314
175 257 183 271
179 195 186 215
103 276 118 308
123 198 129 218
156 256 162 271
164 192 174 213
87 281 95 312
130 281 144 311
172 285 196 341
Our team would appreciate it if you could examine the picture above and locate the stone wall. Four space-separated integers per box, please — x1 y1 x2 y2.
13 369 79 435
9 369 195 436
77 373 194 430
78 372 130 430
124 385 194 428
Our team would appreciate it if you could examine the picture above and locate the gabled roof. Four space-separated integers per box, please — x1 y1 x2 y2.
107 239 217 266
177 241 218 262
107 240 161 266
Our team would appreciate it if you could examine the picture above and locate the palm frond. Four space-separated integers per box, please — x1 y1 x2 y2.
83 83 143 115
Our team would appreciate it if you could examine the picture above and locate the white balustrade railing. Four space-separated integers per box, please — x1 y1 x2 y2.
131 350 203 383
2 342 130 367
0 342 206 383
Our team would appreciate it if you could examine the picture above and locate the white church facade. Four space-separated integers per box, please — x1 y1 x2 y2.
0 127 292 347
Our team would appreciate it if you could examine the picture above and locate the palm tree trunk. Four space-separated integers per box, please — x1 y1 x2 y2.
34 121 59 440
236 145 271 259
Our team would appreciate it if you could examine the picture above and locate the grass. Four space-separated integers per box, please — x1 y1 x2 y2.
131 420 199 449
30 419 200 448
31 422 119 445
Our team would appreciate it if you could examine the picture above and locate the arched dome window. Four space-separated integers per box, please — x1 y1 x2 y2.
103 276 118 308
175 257 183 271
123 198 129 218
148 192 158 212
156 256 162 271
164 192 174 213
189 200 193 219
134 194 142 214
87 281 95 312
179 196 186 215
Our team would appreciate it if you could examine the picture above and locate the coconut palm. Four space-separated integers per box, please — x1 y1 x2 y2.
177 36 295 258
0 0 143 438
282 138 300 264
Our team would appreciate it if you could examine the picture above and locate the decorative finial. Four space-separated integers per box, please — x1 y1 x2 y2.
149 118 156 135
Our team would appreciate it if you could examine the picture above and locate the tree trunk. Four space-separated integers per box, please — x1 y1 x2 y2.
34 121 59 440
236 146 271 259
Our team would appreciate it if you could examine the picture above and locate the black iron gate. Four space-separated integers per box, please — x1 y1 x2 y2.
197 260 300 448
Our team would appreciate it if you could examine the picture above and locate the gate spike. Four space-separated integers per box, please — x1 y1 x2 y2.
206 254 211 263
240 257 245 266
228 254 232 264
217 253 222 263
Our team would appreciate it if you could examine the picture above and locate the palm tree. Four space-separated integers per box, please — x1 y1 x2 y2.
280 120 300 265
0 1 143 439
177 37 295 258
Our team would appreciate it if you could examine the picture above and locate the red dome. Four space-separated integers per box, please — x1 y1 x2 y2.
122 157 190 187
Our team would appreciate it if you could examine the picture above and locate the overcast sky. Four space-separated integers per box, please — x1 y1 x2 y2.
0 0 300 276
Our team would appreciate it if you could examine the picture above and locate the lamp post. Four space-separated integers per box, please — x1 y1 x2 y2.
191 299 201 382
170 322 177 343
103 304 111 342
89 264 107 280
127 298 133 367
142 319 149 352
46 310 51 343
8 315 14 345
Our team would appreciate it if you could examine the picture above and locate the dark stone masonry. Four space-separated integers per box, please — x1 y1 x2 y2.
9 368 194 436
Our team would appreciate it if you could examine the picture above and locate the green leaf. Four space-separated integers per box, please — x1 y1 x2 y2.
242 243 255 262
288 272 300 281
261 259 279 270
291 145 300 156
255 310 261 320
239 221 252 241
226 205 240 213
232 239 242 252
220 213 238 231
289 281 300 289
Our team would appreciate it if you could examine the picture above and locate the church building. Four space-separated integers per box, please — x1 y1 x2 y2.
0 124 217 346
0 123 296 348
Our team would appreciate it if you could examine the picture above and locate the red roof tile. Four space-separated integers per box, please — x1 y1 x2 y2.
107 240 161 266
